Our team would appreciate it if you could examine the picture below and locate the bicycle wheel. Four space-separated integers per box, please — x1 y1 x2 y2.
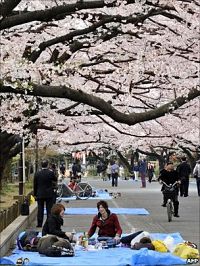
75 182 93 200
56 184 63 198
166 199 173 222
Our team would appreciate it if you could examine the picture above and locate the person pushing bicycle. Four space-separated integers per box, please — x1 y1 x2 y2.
158 162 181 217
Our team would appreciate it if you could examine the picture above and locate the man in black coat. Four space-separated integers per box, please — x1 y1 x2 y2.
158 162 181 217
177 156 191 197
34 160 57 227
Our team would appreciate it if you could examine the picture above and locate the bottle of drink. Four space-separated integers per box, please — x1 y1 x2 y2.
72 228 76 236
82 232 88 248
71 228 76 245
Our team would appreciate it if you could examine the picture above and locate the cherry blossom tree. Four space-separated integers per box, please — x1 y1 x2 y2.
0 0 199 176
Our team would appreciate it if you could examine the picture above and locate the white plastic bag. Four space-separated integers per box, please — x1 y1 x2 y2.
163 235 175 252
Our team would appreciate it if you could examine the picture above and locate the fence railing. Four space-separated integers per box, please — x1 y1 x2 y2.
0 201 20 232
0 191 33 232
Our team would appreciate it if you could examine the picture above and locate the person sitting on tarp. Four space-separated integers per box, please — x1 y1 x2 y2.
83 200 122 243
68 178 77 191
42 203 76 243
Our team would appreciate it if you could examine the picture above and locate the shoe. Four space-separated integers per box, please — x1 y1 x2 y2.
161 204 166 207
36 225 42 228
174 214 180 217
184 195 188 197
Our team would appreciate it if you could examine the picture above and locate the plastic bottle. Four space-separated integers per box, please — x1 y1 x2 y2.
82 232 88 248
71 229 76 247
71 228 76 237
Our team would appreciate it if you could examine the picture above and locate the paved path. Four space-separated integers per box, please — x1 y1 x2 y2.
57 178 199 247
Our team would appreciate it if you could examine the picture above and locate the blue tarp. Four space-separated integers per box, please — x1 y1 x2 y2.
59 189 112 201
131 248 186 265
63 208 149 215
60 193 112 201
0 233 186 266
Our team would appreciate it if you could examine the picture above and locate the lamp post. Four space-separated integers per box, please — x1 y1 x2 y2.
35 130 39 172
19 137 25 195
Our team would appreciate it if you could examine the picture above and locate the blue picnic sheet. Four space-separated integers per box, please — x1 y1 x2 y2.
0 233 186 266
63 207 149 215
61 193 112 201
59 189 112 201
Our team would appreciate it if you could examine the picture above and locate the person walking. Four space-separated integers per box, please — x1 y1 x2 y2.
111 161 119 187
193 160 200 196
177 156 191 197
34 160 57 227
71 162 78 177
146 162 154 183
133 163 139 181
119 165 125 180
59 163 66 176
139 159 147 188
96 161 102 177
158 162 181 217
106 162 112 181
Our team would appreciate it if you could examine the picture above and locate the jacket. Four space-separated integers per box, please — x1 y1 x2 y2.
88 210 122 238
158 169 180 191
42 214 68 240
193 163 200 178
34 168 57 199
177 162 191 179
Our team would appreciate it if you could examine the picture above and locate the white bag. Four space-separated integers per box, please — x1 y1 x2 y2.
163 235 175 252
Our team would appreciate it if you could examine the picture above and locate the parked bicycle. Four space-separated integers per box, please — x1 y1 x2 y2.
161 181 178 222
56 176 93 200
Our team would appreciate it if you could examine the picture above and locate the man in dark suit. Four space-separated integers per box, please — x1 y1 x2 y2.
34 160 57 227
177 156 191 197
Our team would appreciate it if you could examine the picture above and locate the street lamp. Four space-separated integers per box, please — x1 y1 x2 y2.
19 137 25 195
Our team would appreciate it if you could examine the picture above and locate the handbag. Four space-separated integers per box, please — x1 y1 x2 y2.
20 198 30 216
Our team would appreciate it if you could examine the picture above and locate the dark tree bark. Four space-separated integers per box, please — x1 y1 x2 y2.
0 0 21 17
0 131 21 190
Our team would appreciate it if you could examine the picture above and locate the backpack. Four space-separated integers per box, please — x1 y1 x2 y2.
17 230 40 251
20 198 30 216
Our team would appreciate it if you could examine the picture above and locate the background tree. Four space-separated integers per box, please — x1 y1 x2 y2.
0 0 199 178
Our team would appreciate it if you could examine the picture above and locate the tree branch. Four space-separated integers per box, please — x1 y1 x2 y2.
0 0 117 30
0 0 21 18
25 8 165 62
1 81 199 126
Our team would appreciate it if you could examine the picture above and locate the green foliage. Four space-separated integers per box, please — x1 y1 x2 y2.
1 178 33 195
25 178 33 190
87 168 97 177
2 159 12 183
1 183 16 195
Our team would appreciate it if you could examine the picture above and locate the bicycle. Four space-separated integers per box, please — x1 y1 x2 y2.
161 181 178 222
56 177 93 200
